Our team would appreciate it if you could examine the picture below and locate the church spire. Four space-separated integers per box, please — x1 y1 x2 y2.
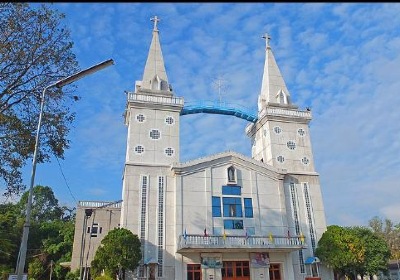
139 15 171 92
258 33 291 111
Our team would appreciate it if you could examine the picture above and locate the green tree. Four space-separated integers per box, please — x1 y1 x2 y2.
0 3 80 197
28 258 46 280
369 216 400 260
0 185 75 280
315 225 365 280
349 226 391 278
18 185 64 222
91 228 141 280
0 203 23 279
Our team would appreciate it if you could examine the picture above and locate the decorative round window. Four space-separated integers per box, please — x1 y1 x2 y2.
134 145 144 154
277 155 285 163
298 128 306 136
165 147 174 157
302 157 309 165
150 129 160 140
165 116 174 125
287 141 296 150
274 126 282 134
136 114 145 123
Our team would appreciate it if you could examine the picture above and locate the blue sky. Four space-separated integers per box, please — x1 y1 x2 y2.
2 3 400 226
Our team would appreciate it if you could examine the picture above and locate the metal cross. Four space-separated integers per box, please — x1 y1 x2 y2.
262 33 271 48
151 15 161 31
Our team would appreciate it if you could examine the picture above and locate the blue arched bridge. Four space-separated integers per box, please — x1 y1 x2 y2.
181 100 258 123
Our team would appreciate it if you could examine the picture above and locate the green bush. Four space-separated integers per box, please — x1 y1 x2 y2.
94 274 114 280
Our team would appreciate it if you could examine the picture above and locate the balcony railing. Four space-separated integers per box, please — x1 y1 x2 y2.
259 107 312 119
78 200 122 209
178 234 306 252
127 92 184 106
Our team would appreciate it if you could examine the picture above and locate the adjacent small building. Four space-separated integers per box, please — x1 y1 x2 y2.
70 201 121 275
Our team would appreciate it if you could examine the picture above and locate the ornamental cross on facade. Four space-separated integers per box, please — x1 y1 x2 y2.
151 15 160 31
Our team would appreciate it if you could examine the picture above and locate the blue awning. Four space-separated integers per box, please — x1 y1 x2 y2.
305 257 320 264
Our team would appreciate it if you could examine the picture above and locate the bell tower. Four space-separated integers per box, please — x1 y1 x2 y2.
120 16 184 278
246 34 315 173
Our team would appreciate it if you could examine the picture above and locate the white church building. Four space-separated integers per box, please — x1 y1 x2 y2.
71 17 333 280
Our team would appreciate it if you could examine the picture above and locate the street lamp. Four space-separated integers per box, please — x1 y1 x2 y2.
15 59 115 280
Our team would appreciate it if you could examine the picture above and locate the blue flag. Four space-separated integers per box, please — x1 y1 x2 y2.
183 228 187 240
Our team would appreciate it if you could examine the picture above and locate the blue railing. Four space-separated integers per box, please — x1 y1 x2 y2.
181 100 258 123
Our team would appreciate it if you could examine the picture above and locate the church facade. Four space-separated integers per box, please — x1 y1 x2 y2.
119 18 333 280
71 18 333 280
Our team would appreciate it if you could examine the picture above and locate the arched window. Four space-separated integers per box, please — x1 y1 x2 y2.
277 89 290 105
151 75 161 90
227 166 236 184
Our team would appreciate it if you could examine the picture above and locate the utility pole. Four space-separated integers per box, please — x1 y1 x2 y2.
49 260 54 280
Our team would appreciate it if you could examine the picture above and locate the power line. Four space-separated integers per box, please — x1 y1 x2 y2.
55 156 77 204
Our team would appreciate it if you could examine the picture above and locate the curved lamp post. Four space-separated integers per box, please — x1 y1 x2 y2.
16 59 115 280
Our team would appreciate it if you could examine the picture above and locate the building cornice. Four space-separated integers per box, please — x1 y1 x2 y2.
172 151 286 181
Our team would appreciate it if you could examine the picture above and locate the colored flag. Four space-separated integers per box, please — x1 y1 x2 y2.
287 230 291 239
183 228 187 240
300 232 305 243
245 230 249 240
268 232 274 243
204 228 208 237
223 230 227 240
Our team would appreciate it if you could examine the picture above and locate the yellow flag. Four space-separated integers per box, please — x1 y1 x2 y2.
268 232 274 243
300 232 305 243
223 231 227 240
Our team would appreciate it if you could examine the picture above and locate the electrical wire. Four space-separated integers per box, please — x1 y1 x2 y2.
55 156 77 204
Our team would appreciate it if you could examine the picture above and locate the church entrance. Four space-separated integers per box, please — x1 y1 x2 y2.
221 261 250 280
269 264 282 280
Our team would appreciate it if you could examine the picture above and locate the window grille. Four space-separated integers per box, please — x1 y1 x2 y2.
304 183 317 253
139 175 148 277
136 114 145 123
290 183 305 274
165 116 174 125
157 176 164 277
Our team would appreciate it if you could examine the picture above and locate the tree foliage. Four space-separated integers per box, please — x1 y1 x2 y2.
91 228 141 279
0 3 80 196
18 185 64 222
316 225 391 280
0 185 75 280
369 216 400 260
315 225 365 279
349 226 391 277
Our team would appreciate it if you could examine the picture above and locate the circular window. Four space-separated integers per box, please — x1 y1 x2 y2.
274 126 282 134
165 147 174 157
135 145 144 154
150 129 160 140
277 155 285 163
136 114 145 123
287 141 296 150
298 128 306 137
302 157 309 165
165 116 174 125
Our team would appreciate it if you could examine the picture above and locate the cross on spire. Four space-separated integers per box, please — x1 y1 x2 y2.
151 15 161 31
262 33 271 49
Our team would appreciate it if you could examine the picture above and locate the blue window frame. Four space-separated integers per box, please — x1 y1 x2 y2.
224 220 243 229
244 198 253 218
222 186 241 196
212 196 221 217
223 197 242 217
